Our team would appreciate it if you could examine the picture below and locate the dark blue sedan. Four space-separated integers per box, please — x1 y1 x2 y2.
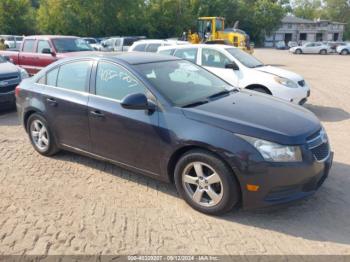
15 53 333 215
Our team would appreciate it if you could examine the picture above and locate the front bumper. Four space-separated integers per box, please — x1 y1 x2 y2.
272 83 310 105
240 151 333 210
0 91 15 108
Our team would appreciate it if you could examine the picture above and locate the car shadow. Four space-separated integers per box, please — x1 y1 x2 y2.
305 104 350 122
217 161 350 245
54 150 350 246
0 108 20 126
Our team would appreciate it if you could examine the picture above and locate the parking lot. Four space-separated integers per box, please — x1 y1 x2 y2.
0 49 350 255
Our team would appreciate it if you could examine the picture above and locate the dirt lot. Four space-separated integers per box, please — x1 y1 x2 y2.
0 49 350 255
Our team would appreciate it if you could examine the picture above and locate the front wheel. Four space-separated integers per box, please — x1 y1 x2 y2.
295 49 302 54
320 49 327 55
340 49 349 55
27 113 59 156
174 150 240 215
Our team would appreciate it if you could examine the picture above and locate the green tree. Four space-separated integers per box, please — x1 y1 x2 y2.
293 0 323 19
0 0 35 34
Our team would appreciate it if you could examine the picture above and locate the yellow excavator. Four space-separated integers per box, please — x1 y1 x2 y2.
186 17 253 54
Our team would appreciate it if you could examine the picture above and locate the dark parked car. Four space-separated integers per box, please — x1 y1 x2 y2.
15 53 333 215
0 55 28 109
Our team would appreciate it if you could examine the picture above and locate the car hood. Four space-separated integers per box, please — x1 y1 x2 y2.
0 62 20 75
255 65 303 82
182 90 320 145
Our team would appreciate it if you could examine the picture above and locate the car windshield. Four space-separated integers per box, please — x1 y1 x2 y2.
136 60 234 107
225 48 264 68
84 38 97 44
52 38 93 53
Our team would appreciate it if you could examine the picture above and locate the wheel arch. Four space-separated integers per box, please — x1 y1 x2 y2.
245 84 272 95
167 145 242 191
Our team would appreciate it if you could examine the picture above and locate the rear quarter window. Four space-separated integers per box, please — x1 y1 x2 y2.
22 40 36 52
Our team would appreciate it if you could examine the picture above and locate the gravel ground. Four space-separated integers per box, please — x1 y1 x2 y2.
0 49 349 255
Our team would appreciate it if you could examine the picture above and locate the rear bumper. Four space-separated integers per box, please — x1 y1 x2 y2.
240 152 333 210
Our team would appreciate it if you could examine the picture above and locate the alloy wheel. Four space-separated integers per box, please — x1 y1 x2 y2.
30 119 50 152
182 162 223 207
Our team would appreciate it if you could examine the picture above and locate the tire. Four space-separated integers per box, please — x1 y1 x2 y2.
174 150 240 215
319 49 327 55
27 113 59 156
295 49 302 54
340 49 349 55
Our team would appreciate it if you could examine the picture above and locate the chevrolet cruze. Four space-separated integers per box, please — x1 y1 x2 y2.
15 53 333 215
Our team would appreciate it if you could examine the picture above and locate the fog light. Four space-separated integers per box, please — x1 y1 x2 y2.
247 184 260 192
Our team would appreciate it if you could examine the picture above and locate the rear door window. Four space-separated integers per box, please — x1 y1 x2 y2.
174 48 198 63
56 61 92 92
159 49 175 55
133 44 147 52
146 44 162 53
22 40 36 52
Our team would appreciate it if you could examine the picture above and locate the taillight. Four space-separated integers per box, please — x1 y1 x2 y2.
15 85 21 97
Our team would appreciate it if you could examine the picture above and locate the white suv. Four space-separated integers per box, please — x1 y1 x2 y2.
158 44 310 105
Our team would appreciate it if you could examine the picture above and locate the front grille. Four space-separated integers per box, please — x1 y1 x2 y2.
0 84 16 94
306 129 330 162
0 75 19 81
298 80 305 87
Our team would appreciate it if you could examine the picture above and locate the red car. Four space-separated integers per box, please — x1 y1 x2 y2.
0 35 95 75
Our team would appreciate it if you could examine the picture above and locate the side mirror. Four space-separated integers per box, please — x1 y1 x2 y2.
3 56 12 63
121 93 155 111
42 48 56 56
225 63 239 70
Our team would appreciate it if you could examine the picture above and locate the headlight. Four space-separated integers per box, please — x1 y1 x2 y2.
238 134 302 162
19 68 29 80
274 76 298 88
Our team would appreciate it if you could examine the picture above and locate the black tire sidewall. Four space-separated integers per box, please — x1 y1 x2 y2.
174 150 240 215
27 113 58 156
296 49 302 54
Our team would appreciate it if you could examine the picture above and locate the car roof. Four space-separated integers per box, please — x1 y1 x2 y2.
24 35 79 40
68 52 181 65
158 44 235 51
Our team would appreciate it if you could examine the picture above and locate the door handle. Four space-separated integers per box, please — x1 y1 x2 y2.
90 110 104 117
46 98 57 106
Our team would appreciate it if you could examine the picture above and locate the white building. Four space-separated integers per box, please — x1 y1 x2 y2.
265 15 345 47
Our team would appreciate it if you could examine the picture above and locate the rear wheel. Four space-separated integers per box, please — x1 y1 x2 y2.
340 49 349 55
27 113 59 156
174 150 240 215
320 49 327 55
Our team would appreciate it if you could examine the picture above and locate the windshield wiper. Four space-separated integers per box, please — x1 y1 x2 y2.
207 88 239 100
182 100 209 108
251 64 264 68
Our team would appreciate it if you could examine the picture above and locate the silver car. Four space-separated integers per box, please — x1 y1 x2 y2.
289 42 332 55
